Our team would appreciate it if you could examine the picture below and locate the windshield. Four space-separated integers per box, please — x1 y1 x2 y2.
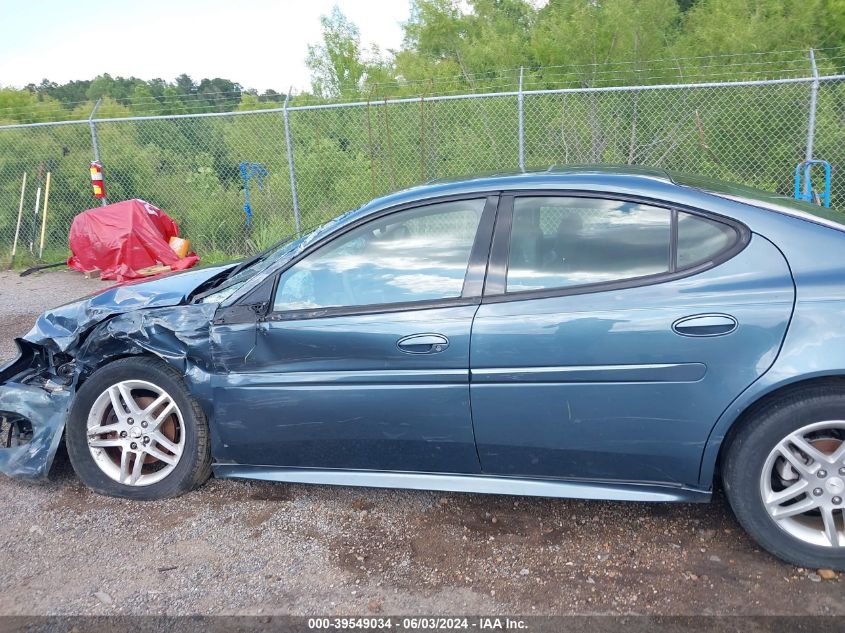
226 231 312 285
197 229 317 304
197 208 366 304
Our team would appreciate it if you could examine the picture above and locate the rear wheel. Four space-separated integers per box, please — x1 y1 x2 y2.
66 357 211 499
722 385 845 569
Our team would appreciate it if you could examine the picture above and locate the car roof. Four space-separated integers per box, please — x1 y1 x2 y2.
352 165 676 218
424 164 673 185
344 165 845 232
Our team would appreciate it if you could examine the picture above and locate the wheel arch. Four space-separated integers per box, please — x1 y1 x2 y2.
701 373 845 488
77 351 165 388
72 313 217 433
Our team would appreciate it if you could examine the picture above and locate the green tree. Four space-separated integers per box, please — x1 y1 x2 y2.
129 83 158 116
399 0 533 85
197 78 242 111
530 0 681 86
820 0 845 60
677 0 823 56
306 6 367 99
174 73 196 96
0 88 69 123
160 86 185 115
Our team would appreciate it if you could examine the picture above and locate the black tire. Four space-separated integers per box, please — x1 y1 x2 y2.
65 357 211 499
722 383 845 570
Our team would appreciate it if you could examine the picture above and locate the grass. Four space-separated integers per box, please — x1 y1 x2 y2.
1 247 70 271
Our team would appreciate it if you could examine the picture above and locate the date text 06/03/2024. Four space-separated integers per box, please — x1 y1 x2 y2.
306 617 529 630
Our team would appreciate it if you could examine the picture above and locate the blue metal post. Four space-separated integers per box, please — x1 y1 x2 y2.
794 160 831 208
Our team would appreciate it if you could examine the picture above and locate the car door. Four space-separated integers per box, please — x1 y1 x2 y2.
212 195 497 474
469 193 795 487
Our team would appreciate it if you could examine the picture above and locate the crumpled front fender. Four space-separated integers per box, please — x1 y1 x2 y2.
0 382 71 478
0 302 221 479
0 267 231 480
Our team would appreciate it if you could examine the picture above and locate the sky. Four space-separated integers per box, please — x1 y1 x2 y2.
0 0 411 93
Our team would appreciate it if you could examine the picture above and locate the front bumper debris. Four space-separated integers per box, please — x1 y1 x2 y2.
0 381 70 478
0 267 226 480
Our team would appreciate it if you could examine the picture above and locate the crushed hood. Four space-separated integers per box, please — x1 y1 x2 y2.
25 263 234 354
0 264 234 479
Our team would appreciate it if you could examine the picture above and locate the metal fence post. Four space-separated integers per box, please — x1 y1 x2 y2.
1 69 844 260
283 90 302 236
805 49 820 177
518 66 525 172
88 98 107 206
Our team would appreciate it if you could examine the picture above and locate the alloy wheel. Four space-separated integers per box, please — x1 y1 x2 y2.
760 420 845 547
86 380 185 487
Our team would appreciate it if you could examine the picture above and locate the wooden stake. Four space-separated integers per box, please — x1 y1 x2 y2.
30 163 43 253
38 172 52 259
30 185 41 254
11 172 26 261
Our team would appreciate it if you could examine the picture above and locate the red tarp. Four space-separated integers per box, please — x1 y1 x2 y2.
67 199 199 281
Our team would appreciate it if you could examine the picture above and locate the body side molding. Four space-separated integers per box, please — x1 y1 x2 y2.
471 362 707 383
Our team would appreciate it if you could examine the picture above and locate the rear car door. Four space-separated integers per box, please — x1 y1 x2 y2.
212 195 497 474
469 193 795 486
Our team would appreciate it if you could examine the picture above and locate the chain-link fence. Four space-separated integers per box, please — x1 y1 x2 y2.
1 73 844 265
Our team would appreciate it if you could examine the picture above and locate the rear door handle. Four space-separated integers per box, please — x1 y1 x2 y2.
672 314 738 337
397 333 449 354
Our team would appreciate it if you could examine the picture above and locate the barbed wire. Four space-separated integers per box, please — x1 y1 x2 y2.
2 47 843 122
0 65 842 262
0 88 277 121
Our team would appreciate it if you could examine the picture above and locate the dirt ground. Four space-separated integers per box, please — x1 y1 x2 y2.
0 269 843 616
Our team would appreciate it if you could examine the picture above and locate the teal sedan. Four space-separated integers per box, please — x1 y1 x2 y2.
2 166 845 570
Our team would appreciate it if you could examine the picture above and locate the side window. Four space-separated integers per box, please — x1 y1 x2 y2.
273 199 486 311
677 212 737 269
506 197 671 293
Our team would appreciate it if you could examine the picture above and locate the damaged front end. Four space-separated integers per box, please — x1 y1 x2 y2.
0 340 75 477
0 263 233 479
0 218 348 480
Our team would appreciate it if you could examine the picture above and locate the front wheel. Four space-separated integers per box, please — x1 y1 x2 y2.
65 357 211 499
722 384 845 569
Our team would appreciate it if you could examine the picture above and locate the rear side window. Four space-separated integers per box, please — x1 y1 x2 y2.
506 197 671 293
677 212 738 268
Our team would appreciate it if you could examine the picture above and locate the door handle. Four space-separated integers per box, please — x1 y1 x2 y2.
672 314 737 337
397 333 450 354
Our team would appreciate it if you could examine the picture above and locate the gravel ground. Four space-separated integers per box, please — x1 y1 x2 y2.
0 270 843 616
